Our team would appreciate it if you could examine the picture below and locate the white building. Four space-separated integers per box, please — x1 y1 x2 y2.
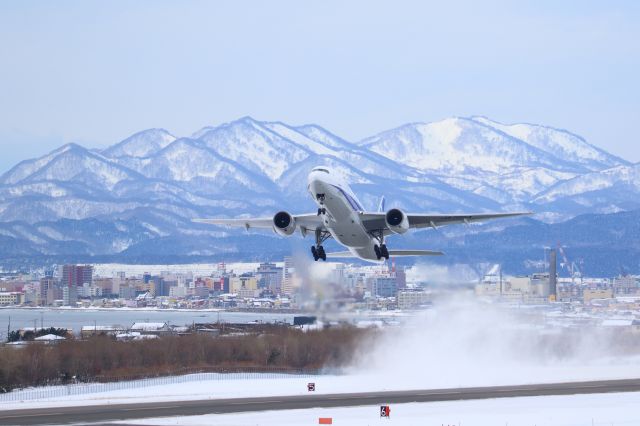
78 283 102 298
130 322 171 334
169 286 188 298
397 290 431 309
282 257 295 295
81 325 126 338
0 292 23 305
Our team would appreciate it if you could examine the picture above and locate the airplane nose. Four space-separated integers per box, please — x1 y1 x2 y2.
308 172 325 194
307 171 321 186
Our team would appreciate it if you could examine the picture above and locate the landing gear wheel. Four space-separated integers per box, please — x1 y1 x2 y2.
311 245 326 261
317 208 326 216
313 229 331 261
374 244 382 260
317 245 327 261
380 244 390 260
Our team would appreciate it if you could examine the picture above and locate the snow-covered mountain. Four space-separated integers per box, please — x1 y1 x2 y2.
469 116 627 171
103 128 176 158
195 117 423 184
532 163 640 216
358 117 622 202
360 117 587 174
0 115 637 261
0 143 142 191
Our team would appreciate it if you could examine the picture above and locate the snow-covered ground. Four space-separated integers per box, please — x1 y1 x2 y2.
4 299 640 413
120 392 640 426
0 374 323 410
1 361 639 413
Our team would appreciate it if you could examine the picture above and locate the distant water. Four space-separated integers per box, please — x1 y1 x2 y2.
0 308 296 336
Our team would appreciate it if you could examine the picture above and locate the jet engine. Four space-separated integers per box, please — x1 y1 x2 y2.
273 211 296 236
385 208 409 234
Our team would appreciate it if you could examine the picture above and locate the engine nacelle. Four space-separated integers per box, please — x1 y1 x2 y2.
385 208 409 234
273 211 296 236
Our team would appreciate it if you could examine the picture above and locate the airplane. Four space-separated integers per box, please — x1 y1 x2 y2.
194 166 531 262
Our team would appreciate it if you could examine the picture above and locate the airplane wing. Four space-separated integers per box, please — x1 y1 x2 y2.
326 249 444 258
193 217 274 229
360 211 531 232
193 213 324 231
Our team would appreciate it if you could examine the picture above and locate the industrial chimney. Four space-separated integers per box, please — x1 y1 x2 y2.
549 248 557 299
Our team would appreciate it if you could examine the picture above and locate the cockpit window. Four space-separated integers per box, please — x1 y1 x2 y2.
313 167 330 174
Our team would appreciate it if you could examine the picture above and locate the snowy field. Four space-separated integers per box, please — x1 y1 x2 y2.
0 374 329 410
4 298 640 412
1 361 639 412
3 297 640 426
117 392 640 426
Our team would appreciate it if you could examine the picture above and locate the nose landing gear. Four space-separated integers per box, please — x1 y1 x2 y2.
316 194 326 216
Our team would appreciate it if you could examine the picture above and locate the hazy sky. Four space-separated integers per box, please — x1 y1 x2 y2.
0 1 639 173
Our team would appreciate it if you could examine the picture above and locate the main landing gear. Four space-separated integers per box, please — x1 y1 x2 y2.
312 228 331 261
374 244 389 260
311 245 326 261
371 229 389 260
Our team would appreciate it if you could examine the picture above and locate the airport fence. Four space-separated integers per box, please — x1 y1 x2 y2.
0 368 325 403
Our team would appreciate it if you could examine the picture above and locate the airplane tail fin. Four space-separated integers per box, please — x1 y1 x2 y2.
377 196 386 212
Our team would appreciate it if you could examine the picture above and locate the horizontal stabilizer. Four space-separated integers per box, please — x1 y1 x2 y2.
325 249 444 258
388 249 444 256
324 251 357 258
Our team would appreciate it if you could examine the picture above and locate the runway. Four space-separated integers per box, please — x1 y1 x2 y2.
2 378 640 425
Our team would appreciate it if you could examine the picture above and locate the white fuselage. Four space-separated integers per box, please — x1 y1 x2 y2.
307 169 380 261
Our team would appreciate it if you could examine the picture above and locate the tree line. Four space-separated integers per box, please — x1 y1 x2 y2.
7 327 69 343
0 325 373 392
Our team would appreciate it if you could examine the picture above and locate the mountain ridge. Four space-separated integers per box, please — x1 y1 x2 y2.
0 115 637 270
